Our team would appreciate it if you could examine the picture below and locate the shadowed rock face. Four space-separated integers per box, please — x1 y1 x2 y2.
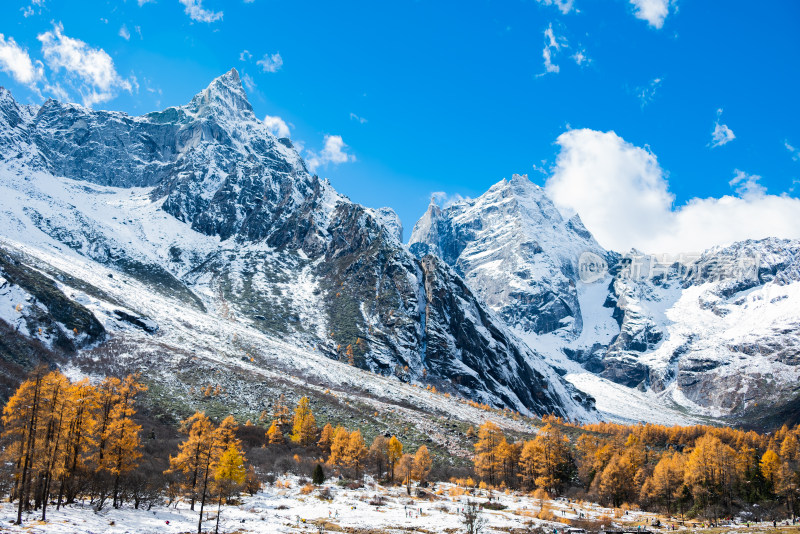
0 70 594 420
409 175 609 338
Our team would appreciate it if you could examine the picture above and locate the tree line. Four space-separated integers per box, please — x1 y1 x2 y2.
3 367 799 529
0 369 433 531
470 419 800 521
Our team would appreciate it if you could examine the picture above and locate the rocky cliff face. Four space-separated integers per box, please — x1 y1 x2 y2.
409 174 609 338
0 70 594 420
409 175 800 426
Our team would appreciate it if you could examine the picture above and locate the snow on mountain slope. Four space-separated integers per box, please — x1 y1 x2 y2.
410 174 608 338
410 175 800 428
0 70 595 421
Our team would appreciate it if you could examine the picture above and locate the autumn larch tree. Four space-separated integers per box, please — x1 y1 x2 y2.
387 435 403 482
267 421 285 445
318 423 334 454
290 397 317 446
328 426 350 467
1 366 47 525
344 430 368 478
412 445 432 484
213 444 246 534
166 412 215 510
96 374 146 508
474 421 504 486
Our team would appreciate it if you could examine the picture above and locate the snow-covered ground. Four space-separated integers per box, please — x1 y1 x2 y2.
0 475 668 534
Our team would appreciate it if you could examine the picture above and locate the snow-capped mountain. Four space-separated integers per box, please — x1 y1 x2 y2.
409 175 800 428
409 174 610 338
0 70 594 420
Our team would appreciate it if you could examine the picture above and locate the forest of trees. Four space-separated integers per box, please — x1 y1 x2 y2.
470 418 800 522
1 367 798 530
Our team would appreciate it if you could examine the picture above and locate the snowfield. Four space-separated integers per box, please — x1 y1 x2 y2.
0 475 667 534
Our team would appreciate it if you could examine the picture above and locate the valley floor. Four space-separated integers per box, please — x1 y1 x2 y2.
1 476 795 534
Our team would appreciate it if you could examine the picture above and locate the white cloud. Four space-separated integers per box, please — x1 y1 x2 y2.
635 77 662 108
630 0 673 29
349 112 367 124
305 135 356 172
430 191 469 208
263 114 290 138
38 23 132 106
119 25 131 41
0 33 43 85
536 0 574 14
178 0 223 23
545 128 800 253
572 49 589 66
710 108 735 148
138 0 155 5
239 49 252 62
257 52 283 73
540 24 565 75
241 73 256 91
786 140 799 161
21 6 34 17
729 169 766 197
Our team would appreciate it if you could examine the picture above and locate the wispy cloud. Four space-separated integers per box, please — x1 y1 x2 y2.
786 140 799 161
0 33 43 85
729 169 766 197
540 24 566 75
178 0 223 23
37 23 133 106
119 25 131 41
635 77 662 108
536 0 574 14
430 191 469 208
305 135 356 172
256 52 282 73
241 73 256 91
710 108 735 148
349 112 367 124
239 50 252 62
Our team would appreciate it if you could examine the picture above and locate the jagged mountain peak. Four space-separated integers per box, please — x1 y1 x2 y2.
187 68 254 119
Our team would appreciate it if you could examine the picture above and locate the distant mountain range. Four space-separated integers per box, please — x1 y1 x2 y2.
1 69 797 429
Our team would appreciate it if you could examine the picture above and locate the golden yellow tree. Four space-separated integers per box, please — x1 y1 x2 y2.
96 375 146 509
2 367 48 525
213 444 246 534
518 440 538 490
34 371 71 521
530 423 570 494
645 450 686 514
328 426 350 466
760 449 781 489
267 421 285 445
318 423 334 453
474 421 504 486
166 412 215 510
598 453 633 507
388 435 403 481
412 445 432 483
56 378 99 508
290 397 317 446
780 433 799 463
344 430 368 477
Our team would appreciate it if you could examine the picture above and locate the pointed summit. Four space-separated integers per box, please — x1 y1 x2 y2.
187 68 253 118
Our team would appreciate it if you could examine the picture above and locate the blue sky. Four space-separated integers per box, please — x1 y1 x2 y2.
1 0 799 251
